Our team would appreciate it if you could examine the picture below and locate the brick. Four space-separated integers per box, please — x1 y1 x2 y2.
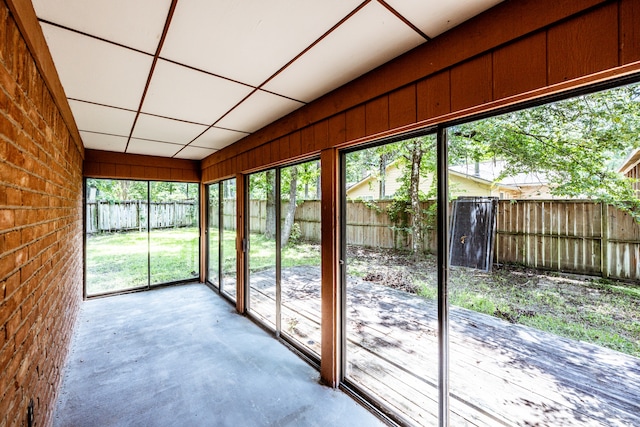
0 253 16 281
3 272 19 299
0 209 14 228
4 187 21 206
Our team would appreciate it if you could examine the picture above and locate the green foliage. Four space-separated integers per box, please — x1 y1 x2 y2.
286 222 302 245
87 179 198 203
448 83 640 219
347 82 640 225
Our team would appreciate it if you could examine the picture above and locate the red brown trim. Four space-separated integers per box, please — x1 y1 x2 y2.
125 0 179 153
377 0 430 41
201 0 610 170
84 149 200 182
320 148 341 387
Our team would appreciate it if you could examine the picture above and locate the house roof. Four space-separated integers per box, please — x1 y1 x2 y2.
31 0 502 160
346 158 550 196
619 148 640 175
449 160 549 187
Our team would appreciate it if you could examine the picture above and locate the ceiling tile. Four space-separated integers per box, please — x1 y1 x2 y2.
32 0 172 54
216 90 304 133
127 139 183 157
41 23 152 109
141 60 254 125
69 100 135 136
160 0 362 86
80 131 128 152
262 2 425 103
174 146 216 160
385 0 503 38
191 127 247 151
132 114 208 144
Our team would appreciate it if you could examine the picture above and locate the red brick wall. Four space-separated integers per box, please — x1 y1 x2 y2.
0 2 84 426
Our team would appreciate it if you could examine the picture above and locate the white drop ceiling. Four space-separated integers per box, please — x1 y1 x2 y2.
32 0 502 161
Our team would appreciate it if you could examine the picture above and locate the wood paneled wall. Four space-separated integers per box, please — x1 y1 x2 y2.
202 0 640 182
84 149 200 182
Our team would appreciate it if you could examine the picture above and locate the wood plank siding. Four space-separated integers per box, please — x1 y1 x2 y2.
84 149 200 182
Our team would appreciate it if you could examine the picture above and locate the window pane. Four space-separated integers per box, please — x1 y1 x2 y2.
221 179 237 300
208 183 220 289
85 179 149 295
446 83 640 426
149 182 200 285
248 170 277 329
344 136 441 424
280 161 322 357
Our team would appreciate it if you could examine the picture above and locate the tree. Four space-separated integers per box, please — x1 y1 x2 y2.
281 166 298 246
391 136 437 257
448 83 640 218
264 170 276 239
86 179 147 201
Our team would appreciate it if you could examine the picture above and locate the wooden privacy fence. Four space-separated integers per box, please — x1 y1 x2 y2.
86 200 197 234
245 199 321 240
253 199 638 281
496 200 640 281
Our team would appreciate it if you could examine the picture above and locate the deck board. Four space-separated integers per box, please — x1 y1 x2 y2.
247 266 640 426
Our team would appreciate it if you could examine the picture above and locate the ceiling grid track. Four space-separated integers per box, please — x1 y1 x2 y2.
125 0 179 153
32 0 504 160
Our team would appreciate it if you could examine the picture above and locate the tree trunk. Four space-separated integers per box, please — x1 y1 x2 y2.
409 139 424 258
265 170 276 239
281 166 298 247
379 154 387 199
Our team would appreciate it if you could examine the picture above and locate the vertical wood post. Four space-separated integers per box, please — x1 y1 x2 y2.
601 201 609 278
320 148 341 387
235 174 246 314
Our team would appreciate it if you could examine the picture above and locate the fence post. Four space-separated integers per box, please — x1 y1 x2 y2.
601 202 609 278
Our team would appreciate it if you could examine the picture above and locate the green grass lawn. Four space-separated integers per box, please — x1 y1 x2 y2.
86 227 199 295
88 228 319 296
248 233 320 272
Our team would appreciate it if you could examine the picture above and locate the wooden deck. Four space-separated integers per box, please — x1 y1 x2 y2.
248 266 640 426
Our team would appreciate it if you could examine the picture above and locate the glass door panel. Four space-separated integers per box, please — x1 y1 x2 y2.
149 182 200 286
343 136 441 425
280 161 322 356
85 179 149 296
221 179 237 301
207 183 220 289
247 170 277 329
446 84 640 426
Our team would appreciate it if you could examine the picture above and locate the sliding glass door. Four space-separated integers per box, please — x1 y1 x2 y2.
207 178 238 302
86 179 149 296
338 81 640 426
244 160 322 358
150 182 200 285
85 178 200 297
342 135 440 425
247 170 277 328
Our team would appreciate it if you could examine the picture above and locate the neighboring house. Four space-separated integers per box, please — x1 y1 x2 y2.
347 159 555 200
619 148 640 196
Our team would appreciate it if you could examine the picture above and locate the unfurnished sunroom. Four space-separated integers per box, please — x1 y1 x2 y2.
1 1 640 426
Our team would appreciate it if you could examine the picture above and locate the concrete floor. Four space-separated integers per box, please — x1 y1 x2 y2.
54 283 385 427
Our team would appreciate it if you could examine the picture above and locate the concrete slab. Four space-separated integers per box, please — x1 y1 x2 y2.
54 283 385 427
